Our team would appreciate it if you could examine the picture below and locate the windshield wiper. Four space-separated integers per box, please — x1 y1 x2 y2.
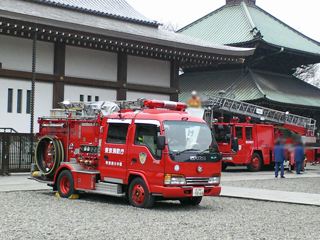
197 148 219 155
197 148 210 155
174 148 199 155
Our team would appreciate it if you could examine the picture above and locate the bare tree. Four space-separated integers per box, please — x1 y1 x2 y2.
294 63 320 88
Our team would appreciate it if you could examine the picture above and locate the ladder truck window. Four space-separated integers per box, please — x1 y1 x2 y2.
245 127 253 140
235 126 243 140
106 123 129 144
134 124 161 158
214 125 230 143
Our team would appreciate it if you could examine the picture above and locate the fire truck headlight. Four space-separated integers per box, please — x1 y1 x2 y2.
222 157 233 161
208 174 221 184
164 174 186 185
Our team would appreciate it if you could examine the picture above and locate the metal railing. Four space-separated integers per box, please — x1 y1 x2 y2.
0 133 37 175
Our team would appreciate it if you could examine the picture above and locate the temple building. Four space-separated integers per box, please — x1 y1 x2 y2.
0 0 254 132
178 0 320 127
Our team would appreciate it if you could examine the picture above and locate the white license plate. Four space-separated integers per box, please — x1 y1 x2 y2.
192 188 204 196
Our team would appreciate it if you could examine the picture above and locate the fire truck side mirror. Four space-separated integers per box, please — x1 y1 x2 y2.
157 135 166 151
232 138 239 152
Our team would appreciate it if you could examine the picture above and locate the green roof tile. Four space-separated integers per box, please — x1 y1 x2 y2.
179 69 320 107
179 3 320 55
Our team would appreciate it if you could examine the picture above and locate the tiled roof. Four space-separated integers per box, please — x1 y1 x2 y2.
179 69 320 108
29 0 158 26
178 2 320 55
0 0 255 57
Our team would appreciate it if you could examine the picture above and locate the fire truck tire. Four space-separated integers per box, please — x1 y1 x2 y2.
128 177 154 208
179 197 202 206
247 153 262 172
35 136 64 178
57 170 76 198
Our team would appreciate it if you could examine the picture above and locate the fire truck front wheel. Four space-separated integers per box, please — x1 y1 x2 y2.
247 153 262 172
57 170 76 198
128 177 154 208
179 197 202 206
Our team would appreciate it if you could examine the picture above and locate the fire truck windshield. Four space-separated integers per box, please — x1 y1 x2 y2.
163 121 220 162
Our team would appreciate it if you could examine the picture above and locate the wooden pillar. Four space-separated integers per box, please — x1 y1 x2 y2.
53 42 65 108
117 52 128 100
170 60 179 102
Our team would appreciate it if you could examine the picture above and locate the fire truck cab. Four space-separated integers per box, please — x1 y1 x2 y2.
31 99 222 208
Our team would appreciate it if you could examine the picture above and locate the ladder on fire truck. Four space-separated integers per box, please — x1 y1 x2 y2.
203 96 317 134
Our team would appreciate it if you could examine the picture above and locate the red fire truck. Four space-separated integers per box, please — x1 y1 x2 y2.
203 96 319 171
31 99 222 208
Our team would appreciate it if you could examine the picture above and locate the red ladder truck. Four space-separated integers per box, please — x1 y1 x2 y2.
31 99 222 208
202 96 319 171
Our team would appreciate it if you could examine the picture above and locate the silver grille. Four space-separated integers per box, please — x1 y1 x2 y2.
95 182 123 194
186 177 209 185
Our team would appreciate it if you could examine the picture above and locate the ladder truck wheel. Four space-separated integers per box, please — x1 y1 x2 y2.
248 153 262 172
35 136 64 178
57 170 76 198
128 177 154 208
179 197 202 206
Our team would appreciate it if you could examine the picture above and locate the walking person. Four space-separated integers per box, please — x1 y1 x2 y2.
294 142 305 174
274 140 286 178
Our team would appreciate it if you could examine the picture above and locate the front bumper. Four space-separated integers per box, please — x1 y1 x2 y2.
162 185 221 198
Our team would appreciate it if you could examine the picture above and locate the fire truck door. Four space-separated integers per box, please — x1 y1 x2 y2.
100 120 131 183
234 126 246 163
128 120 164 188
244 126 254 163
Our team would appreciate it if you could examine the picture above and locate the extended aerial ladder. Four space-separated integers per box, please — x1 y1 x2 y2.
202 96 317 135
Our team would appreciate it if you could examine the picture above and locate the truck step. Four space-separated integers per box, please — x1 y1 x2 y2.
77 182 124 197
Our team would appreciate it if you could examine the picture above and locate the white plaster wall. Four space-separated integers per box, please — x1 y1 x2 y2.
127 91 170 101
0 35 54 74
0 78 53 133
64 85 117 102
127 56 170 87
65 46 117 81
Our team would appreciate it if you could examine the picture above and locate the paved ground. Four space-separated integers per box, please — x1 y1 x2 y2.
1 165 320 239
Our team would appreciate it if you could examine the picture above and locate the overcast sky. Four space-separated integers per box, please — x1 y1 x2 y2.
126 0 320 42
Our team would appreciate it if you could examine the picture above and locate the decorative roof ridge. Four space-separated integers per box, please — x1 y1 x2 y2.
26 0 159 27
240 2 262 39
249 4 320 47
177 4 228 33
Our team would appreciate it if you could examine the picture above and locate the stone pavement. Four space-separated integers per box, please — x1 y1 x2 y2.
220 186 320 206
0 173 50 192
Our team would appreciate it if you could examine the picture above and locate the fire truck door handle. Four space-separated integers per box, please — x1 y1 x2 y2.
132 158 137 163
104 155 108 160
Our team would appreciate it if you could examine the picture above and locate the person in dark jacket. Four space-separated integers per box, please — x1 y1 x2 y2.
294 142 305 174
274 140 286 178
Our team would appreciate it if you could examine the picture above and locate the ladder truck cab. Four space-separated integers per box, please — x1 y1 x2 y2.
203 96 319 172
31 99 222 208
213 117 274 172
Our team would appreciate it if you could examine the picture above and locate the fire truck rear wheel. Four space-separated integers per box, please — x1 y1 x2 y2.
57 170 76 198
247 153 262 172
179 197 202 206
128 177 154 208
